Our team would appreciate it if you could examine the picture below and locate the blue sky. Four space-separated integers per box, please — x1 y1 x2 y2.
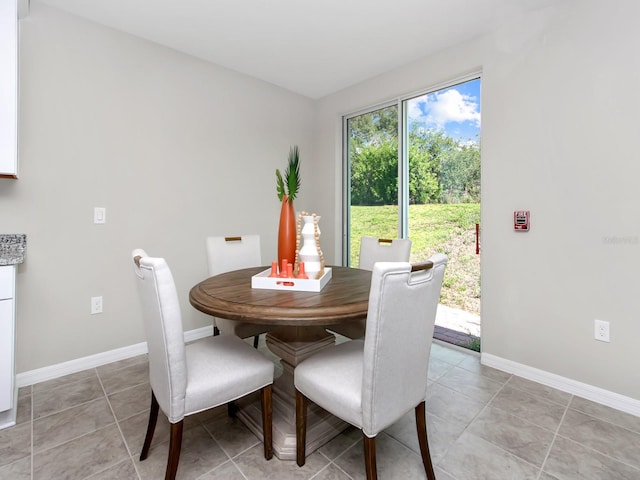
407 78 481 144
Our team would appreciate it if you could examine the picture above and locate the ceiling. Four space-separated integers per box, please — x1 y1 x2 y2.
34 0 558 99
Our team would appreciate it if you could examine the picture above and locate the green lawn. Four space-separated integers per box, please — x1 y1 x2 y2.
350 204 481 314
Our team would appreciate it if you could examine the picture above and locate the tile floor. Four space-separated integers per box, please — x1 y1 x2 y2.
1 339 640 480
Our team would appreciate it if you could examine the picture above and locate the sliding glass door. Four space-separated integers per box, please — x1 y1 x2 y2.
344 77 482 349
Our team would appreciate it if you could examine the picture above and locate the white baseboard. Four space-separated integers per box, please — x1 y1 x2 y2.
16 325 213 388
17 331 639 419
184 325 214 344
481 352 640 417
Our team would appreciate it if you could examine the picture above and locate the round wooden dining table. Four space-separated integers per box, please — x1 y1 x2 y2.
189 266 372 460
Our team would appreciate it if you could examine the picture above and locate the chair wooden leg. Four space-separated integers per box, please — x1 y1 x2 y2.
415 401 436 480
140 391 159 461
261 385 273 460
165 420 184 480
363 434 377 480
295 390 308 467
227 400 238 418
253 335 260 348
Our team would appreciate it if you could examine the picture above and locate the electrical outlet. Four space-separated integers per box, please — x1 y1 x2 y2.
91 296 103 314
594 319 610 342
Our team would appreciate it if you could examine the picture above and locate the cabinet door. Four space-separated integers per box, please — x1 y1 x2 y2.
0 0 18 177
0 299 14 411
0 266 14 299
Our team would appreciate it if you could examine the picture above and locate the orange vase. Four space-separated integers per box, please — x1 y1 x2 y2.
278 194 296 265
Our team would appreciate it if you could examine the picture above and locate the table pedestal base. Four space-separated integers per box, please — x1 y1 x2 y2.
236 326 349 460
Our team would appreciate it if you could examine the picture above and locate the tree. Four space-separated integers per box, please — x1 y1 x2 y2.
439 138 481 203
348 106 399 205
350 142 398 205
348 109 480 205
348 106 397 150
408 128 451 204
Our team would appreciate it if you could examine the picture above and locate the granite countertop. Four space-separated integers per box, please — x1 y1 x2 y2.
0 234 26 265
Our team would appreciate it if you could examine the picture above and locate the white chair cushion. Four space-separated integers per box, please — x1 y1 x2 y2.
184 335 274 418
295 339 365 429
205 235 273 339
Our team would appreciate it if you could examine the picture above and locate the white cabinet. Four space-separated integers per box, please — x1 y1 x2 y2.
0 0 18 178
0 266 15 416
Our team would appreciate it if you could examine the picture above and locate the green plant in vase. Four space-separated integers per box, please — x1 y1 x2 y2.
276 145 301 202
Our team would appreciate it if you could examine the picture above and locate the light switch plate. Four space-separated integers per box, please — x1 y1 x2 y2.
94 207 106 224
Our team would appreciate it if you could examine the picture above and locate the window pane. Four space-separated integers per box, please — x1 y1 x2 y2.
346 105 398 266
405 79 481 316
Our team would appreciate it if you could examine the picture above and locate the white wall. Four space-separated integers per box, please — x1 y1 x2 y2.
0 0 18 176
1 3 315 372
314 0 640 401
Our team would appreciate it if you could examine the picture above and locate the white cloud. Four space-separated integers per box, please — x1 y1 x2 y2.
410 89 480 130
407 99 425 123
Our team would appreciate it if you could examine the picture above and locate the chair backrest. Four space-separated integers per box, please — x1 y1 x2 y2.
206 235 262 276
132 249 187 423
360 254 447 437
358 236 412 271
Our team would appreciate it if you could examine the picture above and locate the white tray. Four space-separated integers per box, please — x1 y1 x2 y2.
251 267 332 292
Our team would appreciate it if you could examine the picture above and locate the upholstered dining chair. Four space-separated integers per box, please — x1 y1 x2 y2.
358 236 412 271
295 256 447 480
132 249 274 480
329 236 412 339
206 235 274 348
